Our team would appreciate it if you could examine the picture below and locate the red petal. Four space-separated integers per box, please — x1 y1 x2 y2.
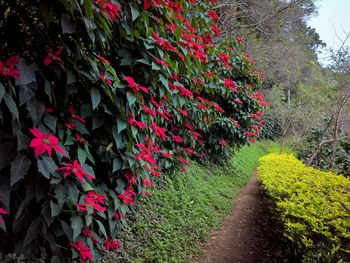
5 55 19 66
54 48 62 56
33 143 46 156
52 144 67 157
44 56 52 66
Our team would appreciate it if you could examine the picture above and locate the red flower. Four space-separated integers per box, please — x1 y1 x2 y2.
77 194 106 213
69 106 86 124
100 72 112 85
65 122 77 130
44 48 65 70
144 0 163 10
124 76 149 93
0 208 7 224
76 135 88 144
104 236 121 251
172 135 184 143
155 58 169 67
97 54 110 64
44 107 53 114
70 241 93 263
207 10 219 21
57 160 95 182
211 24 221 36
93 0 120 20
29 128 66 157
234 99 243 104
220 139 227 146
86 191 106 205
181 167 187 172
0 55 20 79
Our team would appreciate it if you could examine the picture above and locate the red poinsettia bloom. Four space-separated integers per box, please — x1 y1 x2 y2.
100 72 112 85
65 122 77 130
57 160 95 182
144 0 163 10
155 58 169 67
93 0 120 20
77 193 106 213
86 191 106 205
69 106 86 124
104 236 121 251
44 48 65 70
29 128 66 157
172 135 184 143
44 107 53 114
70 241 93 263
0 207 7 224
0 55 20 79
207 10 219 21
220 139 227 146
124 76 149 93
76 135 88 144
97 54 110 64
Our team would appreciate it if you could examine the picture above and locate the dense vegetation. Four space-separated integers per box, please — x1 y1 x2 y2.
0 0 267 261
258 153 350 262
103 141 273 262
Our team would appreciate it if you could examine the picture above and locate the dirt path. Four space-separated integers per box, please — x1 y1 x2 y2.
194 172 291 263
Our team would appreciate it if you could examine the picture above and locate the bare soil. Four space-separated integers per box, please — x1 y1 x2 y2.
194 172 291 263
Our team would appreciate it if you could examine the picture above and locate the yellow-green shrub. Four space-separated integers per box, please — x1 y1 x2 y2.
258 153 350 262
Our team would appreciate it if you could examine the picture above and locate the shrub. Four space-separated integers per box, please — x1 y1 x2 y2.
0 0 267 261
296 127 349 176
258 153 350 262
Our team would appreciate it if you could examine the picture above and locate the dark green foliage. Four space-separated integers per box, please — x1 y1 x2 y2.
0 0 267 261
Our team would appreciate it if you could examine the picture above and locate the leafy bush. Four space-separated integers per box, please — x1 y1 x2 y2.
0 0 267 261
258 153 350 262
296 127 349 176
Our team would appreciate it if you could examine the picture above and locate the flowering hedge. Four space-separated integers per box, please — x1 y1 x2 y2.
0 0 266 261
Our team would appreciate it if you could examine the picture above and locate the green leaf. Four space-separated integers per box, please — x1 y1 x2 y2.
83 0 93 19
11 154 31 186
50 201 61 217
159 74 169 90
91 87 101 110
126 92 137 107
71 216 83 240
130 5 139 21
39 2 54 28
117 118 127 134
0 83 5 103
15 59 38 86
97 220 107 239
152 62 160 71
92 113 104 130
4 93 19 120
37 156 58 179
26 97 45 125
19 82 37 106
135 58 151 65
60 220 73 240
44 115 57 132
61 13 77 34
174 26 182 41
113 158 122 173
78 147 87 165
23 217 41 247
44 80 52 103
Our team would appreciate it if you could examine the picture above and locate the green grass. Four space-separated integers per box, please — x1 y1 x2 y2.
103 141 274 263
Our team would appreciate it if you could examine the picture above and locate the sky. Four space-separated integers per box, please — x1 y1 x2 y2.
307 0 350 65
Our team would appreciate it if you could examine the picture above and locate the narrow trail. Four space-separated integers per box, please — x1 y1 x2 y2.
194 172 291 263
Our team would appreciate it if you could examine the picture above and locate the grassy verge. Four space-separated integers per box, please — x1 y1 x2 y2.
101 141 275 263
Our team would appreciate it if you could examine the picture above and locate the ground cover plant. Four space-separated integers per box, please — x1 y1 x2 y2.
258 153 350 262
103 141 271 263
0 0 267 261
